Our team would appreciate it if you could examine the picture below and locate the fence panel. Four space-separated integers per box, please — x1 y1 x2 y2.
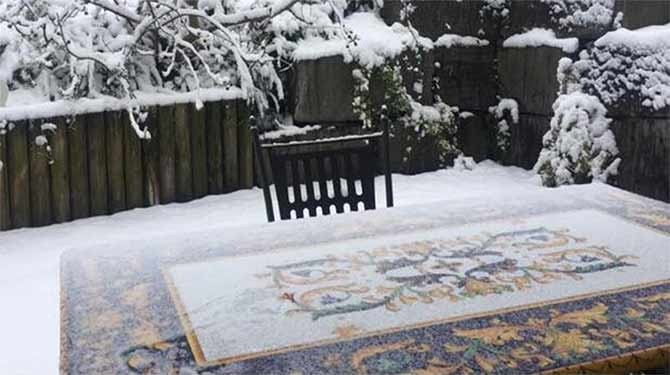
28 119 52 226
0 100 254 231
8 120 31 228
0 128 10 230
50 117 71 223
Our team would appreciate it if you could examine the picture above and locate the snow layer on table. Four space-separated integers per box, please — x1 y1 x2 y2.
435 34 490 48
292 12 432 67
169 208 669 363
503 28 579 53
0 87 244 122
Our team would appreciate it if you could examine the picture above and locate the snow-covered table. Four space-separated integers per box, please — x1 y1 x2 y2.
60 186 670 374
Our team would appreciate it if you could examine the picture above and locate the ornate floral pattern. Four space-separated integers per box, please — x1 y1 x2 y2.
119 283 670 374
261 227 637 320
60 189 670 375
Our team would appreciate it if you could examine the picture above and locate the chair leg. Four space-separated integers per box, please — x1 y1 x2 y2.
382 110 394 208
252 125 275 222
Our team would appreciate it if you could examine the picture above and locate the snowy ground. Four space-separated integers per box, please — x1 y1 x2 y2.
1 161 553 374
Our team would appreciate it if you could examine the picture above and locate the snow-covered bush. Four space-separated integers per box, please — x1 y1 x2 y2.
489 98 518 153
353 59 459 168
564 24 670 112
349 1 460 169
540 0 622 32
480 0 511 21
534 92 620 187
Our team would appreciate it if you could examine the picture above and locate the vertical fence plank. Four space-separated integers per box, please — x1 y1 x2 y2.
105 112 126 214
0 127 10 230
49 117 71 223
87 112 109 216
206 101 224 194
123 112 144 209
191 104 207 198
158 105 176 204
29 119 52 226
174 103 193 202
143 108 161 206
7 121 31 228
68 117 90 220
223 102 238 191
237 101 254 189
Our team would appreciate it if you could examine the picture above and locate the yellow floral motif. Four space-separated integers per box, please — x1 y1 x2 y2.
411 358 468 375
474 354 498 373
351 340 415 375
543 329 605 356
637 292 670 305
600 329 637 349
333 324 365 339
549 303 608 327
322 353 342 368
454 325 522 346
463 278 509 297
509 346 555 367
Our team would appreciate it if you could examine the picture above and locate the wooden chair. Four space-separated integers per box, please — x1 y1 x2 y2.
252 118 393 222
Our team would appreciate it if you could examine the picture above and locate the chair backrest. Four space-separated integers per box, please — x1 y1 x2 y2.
253 127 393 222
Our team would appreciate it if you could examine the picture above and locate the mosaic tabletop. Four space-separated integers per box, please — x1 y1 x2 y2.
60 185 670 374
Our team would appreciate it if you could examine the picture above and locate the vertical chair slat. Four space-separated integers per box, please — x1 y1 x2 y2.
331 153 344 213
317 155 331 215
303 157 317 217
291 157 304 218
345 151 358 211
361 148 376 210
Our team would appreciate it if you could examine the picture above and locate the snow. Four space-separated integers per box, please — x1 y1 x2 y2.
595 23 670 50
489 98 519 152
535 92 620 186
452 154 477 171
292 12 432 68
0 87 244 122
434 34 490 48
503 28 579 53
1 160 663 374
0 161 552 375
541 0 618 31
566 23 670 111
260 124 321 140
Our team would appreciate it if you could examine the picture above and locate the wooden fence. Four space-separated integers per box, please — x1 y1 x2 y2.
0 100 254 231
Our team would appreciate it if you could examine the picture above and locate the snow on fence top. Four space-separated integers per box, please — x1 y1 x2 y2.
595 23 670 51
291 12 432 67
0 87 244 122
434 34 490 48
503 28 579 53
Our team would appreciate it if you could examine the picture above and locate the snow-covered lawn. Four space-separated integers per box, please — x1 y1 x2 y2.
1 161 546 374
